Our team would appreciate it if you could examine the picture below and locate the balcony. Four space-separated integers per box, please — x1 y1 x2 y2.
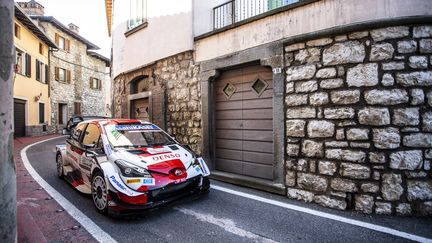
213 0 300 29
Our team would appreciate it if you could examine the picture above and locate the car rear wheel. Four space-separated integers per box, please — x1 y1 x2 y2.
56 153 64 178
92 171 108 214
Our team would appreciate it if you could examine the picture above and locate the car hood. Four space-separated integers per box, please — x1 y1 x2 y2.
112 144 194 173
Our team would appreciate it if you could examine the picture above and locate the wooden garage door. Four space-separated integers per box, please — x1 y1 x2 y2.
214 65 274 180
14 99 26 137
132 98 150 121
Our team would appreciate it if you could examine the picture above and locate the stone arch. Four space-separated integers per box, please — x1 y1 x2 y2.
129 75 150 94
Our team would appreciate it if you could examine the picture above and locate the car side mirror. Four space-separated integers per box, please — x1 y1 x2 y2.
83 143 96 149
62 128 71 136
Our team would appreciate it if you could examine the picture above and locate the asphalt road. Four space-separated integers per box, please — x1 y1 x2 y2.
26 137 432 243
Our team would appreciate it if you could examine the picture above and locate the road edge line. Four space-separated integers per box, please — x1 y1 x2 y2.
212 185 432 243
21 136 118 243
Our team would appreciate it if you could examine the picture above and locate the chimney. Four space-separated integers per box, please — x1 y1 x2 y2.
17 0 45 16
68 23 79 34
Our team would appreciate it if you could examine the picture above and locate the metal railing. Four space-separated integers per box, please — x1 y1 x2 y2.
213 0 299 29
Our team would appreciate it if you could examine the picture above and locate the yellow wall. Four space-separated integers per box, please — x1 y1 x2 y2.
14 18 51 126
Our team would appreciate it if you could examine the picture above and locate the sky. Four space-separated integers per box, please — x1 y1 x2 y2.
23 0 111 58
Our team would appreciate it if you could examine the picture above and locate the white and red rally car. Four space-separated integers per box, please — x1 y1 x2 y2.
55 118 210 215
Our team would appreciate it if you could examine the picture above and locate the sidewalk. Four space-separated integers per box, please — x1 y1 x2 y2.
14 135 97 243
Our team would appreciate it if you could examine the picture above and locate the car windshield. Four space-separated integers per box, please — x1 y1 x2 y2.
104 124 175 148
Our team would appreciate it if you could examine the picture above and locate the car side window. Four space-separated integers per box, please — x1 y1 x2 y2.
82 124 101 146
72 123 87 142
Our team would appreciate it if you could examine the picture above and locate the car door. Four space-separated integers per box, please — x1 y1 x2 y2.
80 123 102 185
67 122 88 171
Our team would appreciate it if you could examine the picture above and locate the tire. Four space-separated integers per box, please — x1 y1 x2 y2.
91 171 108 214
200 177 210 193
56 153 64 178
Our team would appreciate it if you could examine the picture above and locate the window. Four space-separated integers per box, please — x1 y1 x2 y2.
39 103 45 124
55 33 70 52
36 60 46 83
72 123 87 142
82 124 101 146
15 24 21 39
58 103 68 125
74 102 81 115
222 82 236 99
127 0 147 30
55 67 71 83
39 43 44 55
15 49 31 77
90 77 102 90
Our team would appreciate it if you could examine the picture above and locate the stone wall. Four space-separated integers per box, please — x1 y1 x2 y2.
284 25 432 215
113 51 202 153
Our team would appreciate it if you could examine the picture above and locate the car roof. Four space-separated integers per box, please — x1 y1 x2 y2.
84 118 154 125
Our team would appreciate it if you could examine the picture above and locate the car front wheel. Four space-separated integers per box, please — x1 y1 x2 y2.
91 171 108 214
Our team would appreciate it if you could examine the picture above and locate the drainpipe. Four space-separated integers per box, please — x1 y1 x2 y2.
0 1 17 242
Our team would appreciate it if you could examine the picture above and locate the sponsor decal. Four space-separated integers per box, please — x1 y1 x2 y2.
109 175 127 191
151 153 181 162
195 166 202 173
174 178 186 184
198 158 210 176
66 151 78 163
114 125 159 131
126 178 141 184
104 144 112 155
142 178 155 185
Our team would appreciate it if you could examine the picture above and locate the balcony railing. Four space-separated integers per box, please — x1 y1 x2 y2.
213 0 299 29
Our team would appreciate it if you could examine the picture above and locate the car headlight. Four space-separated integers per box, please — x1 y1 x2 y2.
114 159 151 178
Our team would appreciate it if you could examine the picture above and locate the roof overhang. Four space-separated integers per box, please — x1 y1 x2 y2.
105 0 113 36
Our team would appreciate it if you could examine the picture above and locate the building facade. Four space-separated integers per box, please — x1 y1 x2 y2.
106 0 432 215
19 0 111 132
13 4 57 137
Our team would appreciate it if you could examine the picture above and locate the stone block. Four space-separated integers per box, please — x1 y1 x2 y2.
369 152 386 164
428 90 432 106
410 89 424 105
408 56 428 69
286 170 296 186
286 82 294 93
323 41 365 66
350 142 370 149
287 107 316 118
297 159 308 172
348 31 369 39
355 195 374 214
330 90 360 104
314 195 347 210
403 133 432 147
373 128 400 149
381 73 394 86
286 65 316 81
382 173 404 201
318 161 337 175
382 62 405 71
297 173 328 192
393 108 419 126
326 149 366 163
340 163 370 179
370 43 394 61
335 35 348 42
414 26 432 38
346 63 378 87
324 108 355 119
316 68 337 78
320 78 344 89
390 150 423 170
361 183 379 193
370 26 409 41
396 71 432 86
286 120 306 137
307 38 333 47
309 92 329 106
375 202 392 215
396 203 412 215
331 178 357 192
295 80 318 93
346 128 369 140
287 188 314 202
364 89 408 105
285 94 308 106
418 201 432 216
307 120 335 138
295 48 320 64
287 143 300 157
325 141 348 148
302 140 324 158
285 43 305 52
419 39 432 53
407 180 432 201
423 112 432 132
358 108 390 126
397 40 417 53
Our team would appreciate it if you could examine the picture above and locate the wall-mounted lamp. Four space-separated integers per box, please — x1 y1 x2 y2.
34 93 42 102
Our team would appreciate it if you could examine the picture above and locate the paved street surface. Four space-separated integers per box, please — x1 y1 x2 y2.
25 137 432 243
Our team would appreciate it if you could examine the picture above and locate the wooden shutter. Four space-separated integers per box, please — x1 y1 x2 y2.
98 79 102 90
55 33 59 46
36 60 40 81
66 70 71 83
45 65 49 83
25 54 31 77
66 39 71 53
55 67 59 81
74 102 81 115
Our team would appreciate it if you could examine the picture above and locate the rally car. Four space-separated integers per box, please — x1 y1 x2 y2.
56 119 210 215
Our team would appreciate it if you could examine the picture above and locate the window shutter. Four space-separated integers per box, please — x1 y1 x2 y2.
66 39 70 53
66 70 71 83
36 60 40 81
26 54 31 77
55 67 59 81
45 65 49 83
89 78 93 89
55 33 59 46
98 79 102 90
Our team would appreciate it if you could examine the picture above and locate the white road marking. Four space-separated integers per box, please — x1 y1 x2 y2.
211 185 432 243
21 137 117 243
176 207 278 243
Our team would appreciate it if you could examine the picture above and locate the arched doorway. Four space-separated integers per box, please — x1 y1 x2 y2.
129 76 151 122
